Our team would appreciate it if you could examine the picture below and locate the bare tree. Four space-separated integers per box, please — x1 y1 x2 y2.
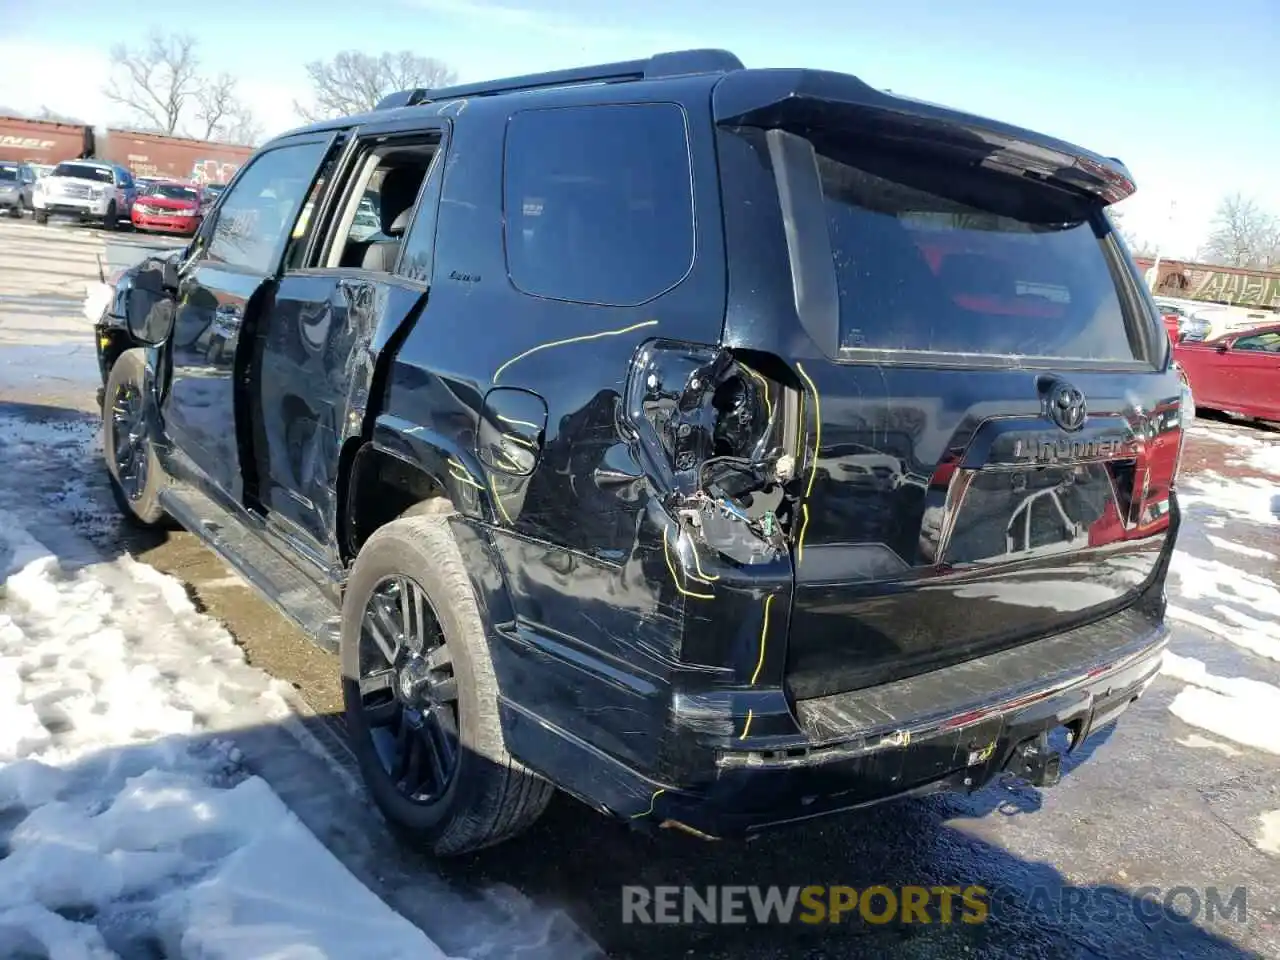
104 32 202 135
294 51 458 121
103 31 261 143
1199 193 1280 269
36 106 87 124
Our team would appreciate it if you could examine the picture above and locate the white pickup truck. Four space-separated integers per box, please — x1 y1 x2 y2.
32 160 137 229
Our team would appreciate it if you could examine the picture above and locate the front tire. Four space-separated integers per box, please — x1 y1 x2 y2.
34 208 48 225
103 202 118 231
341 512 553 856
102 349 167 526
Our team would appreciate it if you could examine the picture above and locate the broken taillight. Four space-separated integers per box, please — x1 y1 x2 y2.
625 341 793 554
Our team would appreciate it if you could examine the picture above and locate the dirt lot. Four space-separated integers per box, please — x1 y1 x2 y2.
3 215 1278 960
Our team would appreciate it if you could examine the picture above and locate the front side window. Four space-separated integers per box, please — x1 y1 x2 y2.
206 140 327 273
503 103 694 306
810 144 1141 361
0 166 17 182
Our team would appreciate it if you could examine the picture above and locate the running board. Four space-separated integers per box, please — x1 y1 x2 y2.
159 484 342 653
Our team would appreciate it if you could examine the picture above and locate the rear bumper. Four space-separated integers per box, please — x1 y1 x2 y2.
504 607 1168 838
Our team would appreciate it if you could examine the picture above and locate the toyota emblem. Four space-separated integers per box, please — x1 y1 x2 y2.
1047 383 1087 432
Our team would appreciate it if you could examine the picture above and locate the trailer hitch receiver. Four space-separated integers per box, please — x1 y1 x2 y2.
1006 731 1064 787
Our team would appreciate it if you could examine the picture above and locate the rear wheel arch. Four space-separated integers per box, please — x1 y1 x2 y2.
339 440 454 563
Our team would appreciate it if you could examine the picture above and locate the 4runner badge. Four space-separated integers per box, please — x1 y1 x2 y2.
1047 382 1087 432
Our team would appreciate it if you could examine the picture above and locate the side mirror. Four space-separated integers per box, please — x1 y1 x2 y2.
125 261 176 345
1215 342 1230 354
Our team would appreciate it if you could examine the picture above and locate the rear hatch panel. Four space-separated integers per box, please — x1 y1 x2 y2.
710 71 1183 701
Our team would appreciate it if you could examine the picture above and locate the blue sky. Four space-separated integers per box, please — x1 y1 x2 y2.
2 0 1277 257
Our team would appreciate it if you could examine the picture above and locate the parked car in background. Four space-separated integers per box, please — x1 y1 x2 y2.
1174 324 1280 422
33 160 137 229
131 180 203 235
198 182 226 214
93 48 1184 855
0 161 36 217
1154 297 1211 343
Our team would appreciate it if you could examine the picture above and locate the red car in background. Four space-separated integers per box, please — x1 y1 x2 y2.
131 181 203 235
1174 324 1280 421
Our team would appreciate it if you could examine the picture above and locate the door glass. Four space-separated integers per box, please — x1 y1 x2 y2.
283 154 340 272
207 141 328 273
1233 331 1280 352
327 140 438 272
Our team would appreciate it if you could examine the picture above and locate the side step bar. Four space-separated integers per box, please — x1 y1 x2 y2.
159 484 342 652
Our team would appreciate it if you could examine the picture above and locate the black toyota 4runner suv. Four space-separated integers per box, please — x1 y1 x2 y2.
94 49 1185 854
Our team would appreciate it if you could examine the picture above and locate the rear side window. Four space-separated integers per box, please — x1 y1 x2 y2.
503 103 694 306
813 149 1139 361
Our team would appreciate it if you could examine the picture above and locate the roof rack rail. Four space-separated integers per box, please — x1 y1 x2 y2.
374 48 743 110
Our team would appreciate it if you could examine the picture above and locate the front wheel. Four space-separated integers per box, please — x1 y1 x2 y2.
34 208 48 225
103 202 118 231
340 512 553 856
102 349 168 526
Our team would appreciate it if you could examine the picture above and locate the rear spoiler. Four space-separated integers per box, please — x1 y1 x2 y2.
712 69 1135 205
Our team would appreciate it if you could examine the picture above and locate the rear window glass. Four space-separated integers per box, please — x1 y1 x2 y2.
52 163 114 183
814 151 1139 361
503 103 694 306
0 166 17 181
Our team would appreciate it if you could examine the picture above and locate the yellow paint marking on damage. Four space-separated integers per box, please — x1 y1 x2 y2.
795 362 822 500
489 475 513 525
745 366 774 425
663 529 715 600
494 450 524 473
503 433 537 450
497 413 540 430
632 788 666 819
740 709 754 740
796 502 811 566
688 540 719 583
446 458 483 490
749 594 774 686
492 320 658 383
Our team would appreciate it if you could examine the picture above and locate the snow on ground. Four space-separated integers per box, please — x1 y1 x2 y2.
1191 419 1280 476
0 458 450 957
1160 652 1280 756
1176 469 1279 527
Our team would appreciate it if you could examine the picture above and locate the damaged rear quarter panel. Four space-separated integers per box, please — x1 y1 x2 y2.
378 88 798 788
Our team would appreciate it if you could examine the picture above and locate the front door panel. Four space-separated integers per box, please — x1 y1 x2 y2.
164 265 266 501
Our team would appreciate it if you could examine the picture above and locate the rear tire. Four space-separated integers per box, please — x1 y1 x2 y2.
341 512 553 856
102 349 168 527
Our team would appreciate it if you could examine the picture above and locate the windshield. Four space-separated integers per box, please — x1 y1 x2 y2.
52 163 114 183
147 184 199 201
811 144 1141 362
0 167 17 182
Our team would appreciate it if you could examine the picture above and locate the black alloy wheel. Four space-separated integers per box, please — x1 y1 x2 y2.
357 574 461 803
111 382 149 502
